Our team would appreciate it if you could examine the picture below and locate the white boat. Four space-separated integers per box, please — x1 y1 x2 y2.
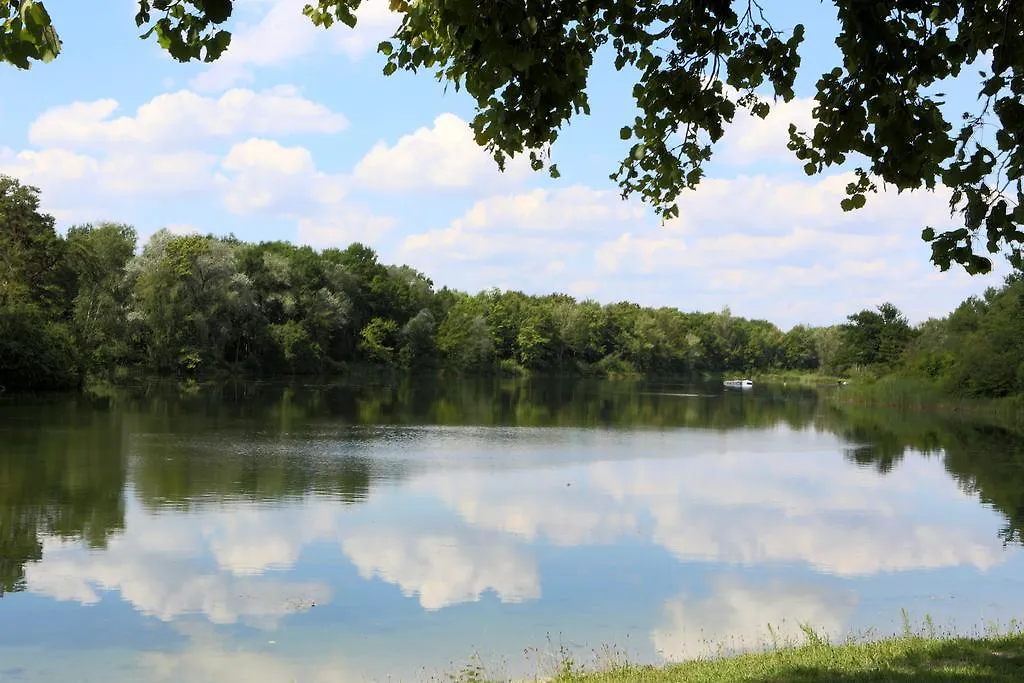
723 379 754 388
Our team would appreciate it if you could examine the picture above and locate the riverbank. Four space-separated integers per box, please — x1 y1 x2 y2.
548 631 1024 682
753 370 849 385
826 375 1024 429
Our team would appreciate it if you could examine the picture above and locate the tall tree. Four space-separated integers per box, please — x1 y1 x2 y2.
840 302 914 369
127 230 252 373
0 175 66 312
0 175 78 390
64 223 137 372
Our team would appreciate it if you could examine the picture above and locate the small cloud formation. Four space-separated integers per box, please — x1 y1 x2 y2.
717 96 817 167
652 575 856 661
191 0 399 92
140 624 352 683
190 0 322 92
590 449 1006 576
29 86 347 150
217 138 348 215
398 185 643 291
341 524 541 610
450 186 645 232
419 469 639 547
353 113 531 192
0 145 219 220
333 0 401 59
411 430 1007 578
297 209 396 248
25 511 331 627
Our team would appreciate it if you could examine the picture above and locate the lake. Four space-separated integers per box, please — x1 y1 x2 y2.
2 378 1024 682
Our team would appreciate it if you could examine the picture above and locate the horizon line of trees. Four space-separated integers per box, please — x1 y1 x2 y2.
2 174 1022 396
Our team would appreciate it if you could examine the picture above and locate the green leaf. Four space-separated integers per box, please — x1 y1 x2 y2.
803 162 816 176
204 0 233 24
377 40 393 56
619 126 631 141
337 5 357 28
382 61 397 76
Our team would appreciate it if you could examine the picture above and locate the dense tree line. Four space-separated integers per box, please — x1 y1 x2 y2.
0 176 827 391
893 274 1024 398
2 174 1022 396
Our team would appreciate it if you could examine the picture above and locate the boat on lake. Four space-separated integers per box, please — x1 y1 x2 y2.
723 379 754 388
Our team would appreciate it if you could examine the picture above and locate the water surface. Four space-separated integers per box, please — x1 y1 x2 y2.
2 379 1023 681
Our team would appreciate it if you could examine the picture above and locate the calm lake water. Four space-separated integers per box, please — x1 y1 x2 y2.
2 379 1024 682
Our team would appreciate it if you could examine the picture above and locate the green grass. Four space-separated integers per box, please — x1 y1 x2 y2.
553 633 1024 682
441 621 1024 683
829 375 1024 429
754 371 849 385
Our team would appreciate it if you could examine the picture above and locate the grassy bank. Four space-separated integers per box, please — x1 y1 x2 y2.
444 621 1024 682
828 375 1024 429
550 632 1024 681
753 370 849 385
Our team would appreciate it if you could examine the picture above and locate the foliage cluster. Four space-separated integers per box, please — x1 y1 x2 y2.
2 174 1022 397
0 176 825 391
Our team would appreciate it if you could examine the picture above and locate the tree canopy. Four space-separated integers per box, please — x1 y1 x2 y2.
4 1 1024 272
4 172 1024 399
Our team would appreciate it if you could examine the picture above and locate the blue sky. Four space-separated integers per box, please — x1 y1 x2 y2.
0 0 1008 327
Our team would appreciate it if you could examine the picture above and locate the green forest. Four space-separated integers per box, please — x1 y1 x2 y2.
2 174 1023 399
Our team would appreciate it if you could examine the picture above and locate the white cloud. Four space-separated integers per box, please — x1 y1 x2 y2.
218 138 347 215
222 137 317 174
0 146 219 223
353 113 531 192
593 228 900 277
0 146 99 185
140 632 352 683
341 525 540 610
333 0 401 59
450 185 645 232
399 185 641 284
410 429 1007 578
665 172 955 237
403 225 583 265
717 96 817 166
297 209 396 248
0 620 355 683
652 576 856 661
29 87 347 149
579 172 1004 324
392 170 998 326
590 449 1006 576
99 151 219 196
421 470 639 547
203 508 327 576
26 511 331 627
594 232 689 276
191 0 399 92
191 0 322 92
215 138 394 236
